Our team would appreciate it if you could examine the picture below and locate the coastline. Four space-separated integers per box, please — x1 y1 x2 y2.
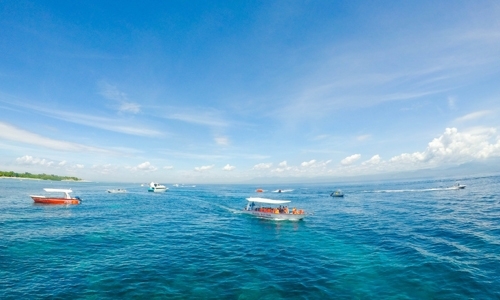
0 176 86 182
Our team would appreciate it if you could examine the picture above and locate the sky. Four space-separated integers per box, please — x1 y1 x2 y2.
1 1 500 183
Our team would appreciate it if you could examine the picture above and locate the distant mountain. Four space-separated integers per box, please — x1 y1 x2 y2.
244 159 500 185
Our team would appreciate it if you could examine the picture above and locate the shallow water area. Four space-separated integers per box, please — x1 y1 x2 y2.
1 176 500 299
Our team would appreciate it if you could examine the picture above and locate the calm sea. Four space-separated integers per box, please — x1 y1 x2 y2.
1 176 499 299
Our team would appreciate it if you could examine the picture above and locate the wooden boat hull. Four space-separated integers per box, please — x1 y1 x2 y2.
242 210 306 221
31 196 81 205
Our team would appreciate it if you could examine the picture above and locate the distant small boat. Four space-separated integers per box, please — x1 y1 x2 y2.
148 182 168 192
107 189 127 193
30 188 81 205
330 190 344 197
452 183 466 190
256 189 264 193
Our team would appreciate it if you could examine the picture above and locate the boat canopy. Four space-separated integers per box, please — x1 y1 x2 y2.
246 197 291 204
44 188 73 193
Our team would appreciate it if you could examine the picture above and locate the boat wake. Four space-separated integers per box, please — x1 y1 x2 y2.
272 189 294 193
369 187 465 193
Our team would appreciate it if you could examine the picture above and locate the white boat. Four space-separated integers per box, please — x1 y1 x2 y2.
242 197 307 221
107 189 127 193
451 183 466 189
148 182 168 192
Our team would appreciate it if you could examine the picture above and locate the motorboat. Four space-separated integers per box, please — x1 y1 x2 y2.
242 197 307 221
30 188 81 205
451 183 466 189
330 190 344 197
255 189 264 193
148 182 168 192
107 189 127 193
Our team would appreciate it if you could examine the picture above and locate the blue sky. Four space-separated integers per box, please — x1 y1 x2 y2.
1 1 500 183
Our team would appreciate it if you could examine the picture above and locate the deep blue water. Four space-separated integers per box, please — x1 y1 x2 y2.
1 176 499 299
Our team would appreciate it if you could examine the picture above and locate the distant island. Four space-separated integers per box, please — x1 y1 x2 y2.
0 170 81 181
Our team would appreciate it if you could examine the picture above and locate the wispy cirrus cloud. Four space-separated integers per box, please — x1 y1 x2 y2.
99 81 141 114
151 106 229 128
0 122 111 153
455 110 494 123
0 96 163 137
215 136 229 146
276 20 500 122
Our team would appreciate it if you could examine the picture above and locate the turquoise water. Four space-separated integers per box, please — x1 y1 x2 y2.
1 176 499 299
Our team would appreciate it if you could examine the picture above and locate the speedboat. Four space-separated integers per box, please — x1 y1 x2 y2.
30 188 81 205
148 182 168 192
242 197 307 221
330 190 344 197
107 189 127 193
451 183 466 189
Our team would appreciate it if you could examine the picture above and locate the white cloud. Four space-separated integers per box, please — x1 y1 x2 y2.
131 161 158 172
119 102 141 114
253 163 273 170
388 127 500 167
163 108 228 127
0 99 160 137
16 155 55 166
99 82 127 102
357 135 371 141
163 166 174 170
195 165 215 172
317 160 332 167
341 154 361 166
215 136 229 146
448 96 457 110
91 164 116 174
222 164 235 171
301 160 316 167
455 110 493 122
358 127 498 176
362 155 381 165
58 160 67 166
0 122 111 153
75 164 85 169
272 161 293 173
99 82 141 114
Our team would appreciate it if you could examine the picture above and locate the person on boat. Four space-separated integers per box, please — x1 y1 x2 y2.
250 202 255 210
278 189 282 193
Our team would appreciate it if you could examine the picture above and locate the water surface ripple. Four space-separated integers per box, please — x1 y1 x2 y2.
1 176 499 299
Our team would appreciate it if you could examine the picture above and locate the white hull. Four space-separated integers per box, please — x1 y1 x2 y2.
107 189 127 193
242 209 306 221
148 188 168 192
148 182 168 192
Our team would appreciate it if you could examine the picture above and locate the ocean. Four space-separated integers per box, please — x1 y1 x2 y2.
1 176 499 299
